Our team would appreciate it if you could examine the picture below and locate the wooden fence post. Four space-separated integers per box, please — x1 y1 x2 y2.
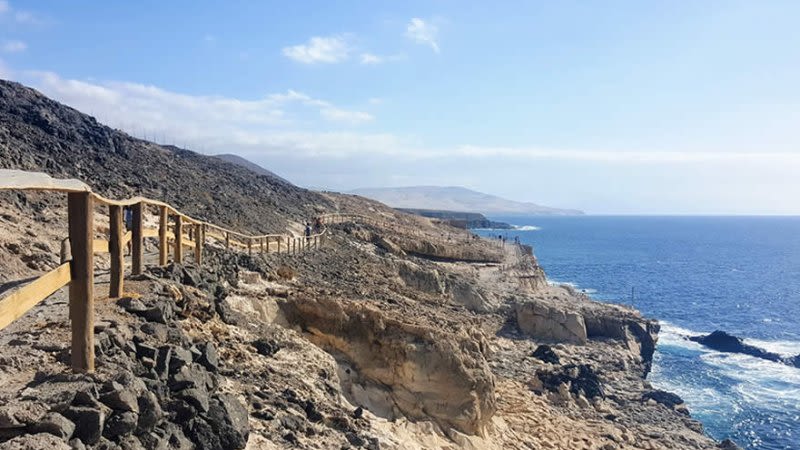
286 237 290 254
194 223 203 265
131 202 143 275
174 215 183 263
260 237 265 254
158 206 168 266
225 233 230 250
248 238 252 256
108 205 124 298
68 192 94 373
314 235 318 249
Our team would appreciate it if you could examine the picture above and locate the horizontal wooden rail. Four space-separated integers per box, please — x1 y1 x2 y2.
0 169 384 374
0 262 72 331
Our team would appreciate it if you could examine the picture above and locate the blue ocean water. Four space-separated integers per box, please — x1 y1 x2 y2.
477 216 800 450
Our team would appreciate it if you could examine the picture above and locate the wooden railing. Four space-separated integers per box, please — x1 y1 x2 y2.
0 170 347 373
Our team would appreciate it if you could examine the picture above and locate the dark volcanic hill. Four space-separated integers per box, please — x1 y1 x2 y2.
214 153 292 185
0 79 331 233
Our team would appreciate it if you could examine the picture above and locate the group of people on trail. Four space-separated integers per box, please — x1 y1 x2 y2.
304 217 324 241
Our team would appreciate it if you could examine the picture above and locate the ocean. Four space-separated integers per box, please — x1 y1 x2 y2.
476 216 800 450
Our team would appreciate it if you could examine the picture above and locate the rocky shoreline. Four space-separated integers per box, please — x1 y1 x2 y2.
0 79 741 448
0 194 740 449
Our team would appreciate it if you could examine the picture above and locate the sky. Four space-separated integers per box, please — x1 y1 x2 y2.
1 1 800 214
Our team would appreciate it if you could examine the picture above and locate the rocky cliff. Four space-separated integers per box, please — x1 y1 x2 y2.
0 80 736 449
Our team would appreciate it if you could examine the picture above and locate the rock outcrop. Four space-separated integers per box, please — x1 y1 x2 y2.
689 330 800 368
278 295 496 436
515 300 588 344
515 293 659 374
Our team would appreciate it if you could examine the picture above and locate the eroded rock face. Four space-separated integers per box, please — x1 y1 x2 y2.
396 261 446 296
583 311 659 375
515 301 588 344
515 295 660 374
278 295 496 436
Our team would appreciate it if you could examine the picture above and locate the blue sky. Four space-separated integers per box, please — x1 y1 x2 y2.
1 1 799 214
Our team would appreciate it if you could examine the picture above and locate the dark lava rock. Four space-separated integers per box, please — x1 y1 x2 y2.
689 331 783 362
252 339 280 357
719 438 744 450
102 411 138 439
206 394 250 449
117 297 147 314
169 346 193 374
187 418 221 450
181 266 203 287
136 391 163 432
62 406 105 445
169 364 206 392
537 364 604 399
353 406 364 419
531 344 560 364
142 301 173 324
642 390 684 408
99 384 139 413
198 342 219 372
28 412 75 441
303 400 323 422
177 388 210 413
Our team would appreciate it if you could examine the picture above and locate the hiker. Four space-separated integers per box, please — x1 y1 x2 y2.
313 216 322 233
305 222 312 242
123 206 133 255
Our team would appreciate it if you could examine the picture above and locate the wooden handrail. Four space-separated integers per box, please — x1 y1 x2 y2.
0 262 72 330
0 169 385 374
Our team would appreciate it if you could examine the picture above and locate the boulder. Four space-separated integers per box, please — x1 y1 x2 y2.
531 345 560 365
515 301 587 344
62 406 106 445
28 412 75 441
102 411 138 439
197 342 219 372
0 433 71 450
252 339 280 357
136 391 163 432
689 331 782 363
537 364 604 400
99 384 140 413
642 390 684 408
206 394 250 450
719 438 744 450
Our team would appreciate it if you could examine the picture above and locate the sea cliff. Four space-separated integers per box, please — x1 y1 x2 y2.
0 79 735 449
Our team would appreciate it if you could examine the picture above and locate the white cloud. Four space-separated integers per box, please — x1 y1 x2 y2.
282 35 351 64
360 53 382 65
0 2 42 24
406 18 439 53
13 10 37 24
12 70 379 157
9 68 800 169
1 40 26 53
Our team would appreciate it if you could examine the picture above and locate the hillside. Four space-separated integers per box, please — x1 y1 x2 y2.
214 153 292 185
0 79 330 234
350 186 583 216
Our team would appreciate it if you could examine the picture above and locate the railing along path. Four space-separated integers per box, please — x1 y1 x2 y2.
0 170 365 373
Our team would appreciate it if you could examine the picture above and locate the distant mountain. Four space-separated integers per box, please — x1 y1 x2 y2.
214 153 292 185
349 186 583 216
